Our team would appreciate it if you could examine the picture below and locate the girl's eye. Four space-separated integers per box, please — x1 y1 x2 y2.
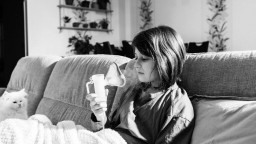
141 57 149 61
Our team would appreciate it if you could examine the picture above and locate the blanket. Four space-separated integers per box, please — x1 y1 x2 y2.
0 114 127 144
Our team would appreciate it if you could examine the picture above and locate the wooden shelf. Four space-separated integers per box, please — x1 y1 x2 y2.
58 5 113 13
58 26 112 32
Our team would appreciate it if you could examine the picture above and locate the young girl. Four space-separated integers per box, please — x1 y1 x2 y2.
86 25 194 144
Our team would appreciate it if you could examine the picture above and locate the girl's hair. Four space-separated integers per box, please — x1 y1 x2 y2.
132 25 186 89
111 26 186 122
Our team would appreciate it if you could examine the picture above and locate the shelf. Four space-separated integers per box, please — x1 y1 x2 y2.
58 26 112 32
58 5 113 13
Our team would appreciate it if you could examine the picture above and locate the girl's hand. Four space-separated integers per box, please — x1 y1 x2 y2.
86 90 108 122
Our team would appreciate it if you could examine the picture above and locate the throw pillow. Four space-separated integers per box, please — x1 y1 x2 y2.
191 97 256 144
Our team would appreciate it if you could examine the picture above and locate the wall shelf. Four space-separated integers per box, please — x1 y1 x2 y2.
58 26 112 32
58 3 112 32
57 5 113 13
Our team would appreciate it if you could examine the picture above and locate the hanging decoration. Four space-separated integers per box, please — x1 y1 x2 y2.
207 0 229 51
139 0 153 31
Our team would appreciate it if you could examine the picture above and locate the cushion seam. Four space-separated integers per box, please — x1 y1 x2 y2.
43 96 90 110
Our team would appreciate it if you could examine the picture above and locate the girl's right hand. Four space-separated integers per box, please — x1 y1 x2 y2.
86 93 107 122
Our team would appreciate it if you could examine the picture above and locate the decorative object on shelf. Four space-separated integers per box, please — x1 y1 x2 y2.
80 0 90 8
139 0 153 31
58 0 112 32
97 0 110 10
63 16 71 23
207 0 229 52
68 31 94 54
72 22 81 27
63 16 71 27
89 21 98 28
82 23 89 28
65 0 74 5
91 0 99 9
72 10 88 28
99 18 109 29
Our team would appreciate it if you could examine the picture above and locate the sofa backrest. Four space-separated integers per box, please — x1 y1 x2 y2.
6 56 62 116
35 55 131 130
180 51 256 97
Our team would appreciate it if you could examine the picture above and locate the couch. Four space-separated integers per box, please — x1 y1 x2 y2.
1 51 256 144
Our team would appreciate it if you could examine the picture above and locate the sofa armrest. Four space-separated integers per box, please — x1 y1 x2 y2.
0 87 6 96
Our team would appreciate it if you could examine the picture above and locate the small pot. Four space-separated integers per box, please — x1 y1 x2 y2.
73 22 81 27
97 0 108 10
65 0 74 5
83 23 89 28
89 22 98 28
81 0 90 8
101 23 108 29
91 2 99 9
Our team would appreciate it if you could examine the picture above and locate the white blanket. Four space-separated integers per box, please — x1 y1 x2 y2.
0 114 127 144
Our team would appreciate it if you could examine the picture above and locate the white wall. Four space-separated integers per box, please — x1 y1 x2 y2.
146 0 256 51
232 0 256 51
27 0 125 56
27 0 256 56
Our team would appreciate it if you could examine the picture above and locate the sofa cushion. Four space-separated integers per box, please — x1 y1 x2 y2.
191 97 256 144
180 51 256 97
6 56 62 116
35 55 131 130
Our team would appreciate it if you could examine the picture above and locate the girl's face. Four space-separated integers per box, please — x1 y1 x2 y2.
134 48 161 87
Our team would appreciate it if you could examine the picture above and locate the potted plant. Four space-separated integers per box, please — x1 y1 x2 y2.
63 16 71 27
72 22 81 27
80 0 90 8
72 11 88 28
139 0 153 30
97 0 110 10
65 0 74 5
89 21 98 28
99 18 109 29
68 32 94 54
82 23 89 28
91 0 99 9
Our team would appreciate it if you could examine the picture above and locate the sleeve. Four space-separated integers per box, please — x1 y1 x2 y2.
155 116 194 144
90 111 121 132
155 87 195 144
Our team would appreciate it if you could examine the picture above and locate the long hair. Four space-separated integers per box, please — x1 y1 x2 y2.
111 26 186 122
132 25 186 89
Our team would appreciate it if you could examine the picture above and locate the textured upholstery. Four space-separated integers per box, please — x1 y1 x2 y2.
180 51 256 97
6 56 62 116
35 55 131 130
192 98 256 144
